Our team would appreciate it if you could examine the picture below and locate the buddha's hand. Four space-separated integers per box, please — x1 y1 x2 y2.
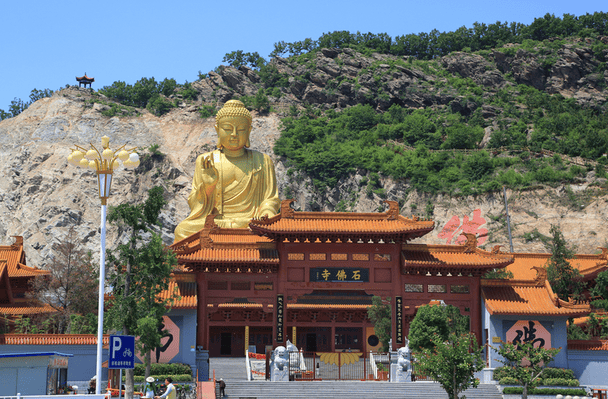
200 155 219 197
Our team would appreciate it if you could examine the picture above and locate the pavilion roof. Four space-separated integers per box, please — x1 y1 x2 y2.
249 200 434 243
75 74 94 82
402 236 514 276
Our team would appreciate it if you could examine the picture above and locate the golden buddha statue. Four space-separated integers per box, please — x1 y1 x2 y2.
173 100 280 242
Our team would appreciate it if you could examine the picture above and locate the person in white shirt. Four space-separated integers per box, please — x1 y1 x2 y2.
155 378 175 399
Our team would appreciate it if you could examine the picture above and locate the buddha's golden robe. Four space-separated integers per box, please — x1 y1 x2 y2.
174 149 280 242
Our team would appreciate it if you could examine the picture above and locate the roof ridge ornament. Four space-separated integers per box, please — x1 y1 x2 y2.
200 214 219 249
461 232 477 253
491 245 504 254
384 200 399 220
281 199 296 219
599 247 608 260
10 236 23 249
532 265 548 286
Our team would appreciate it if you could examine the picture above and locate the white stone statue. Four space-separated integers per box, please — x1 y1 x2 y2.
270 346 289 382
395 339 412 382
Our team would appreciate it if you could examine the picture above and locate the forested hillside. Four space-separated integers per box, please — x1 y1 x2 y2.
90 12 608 197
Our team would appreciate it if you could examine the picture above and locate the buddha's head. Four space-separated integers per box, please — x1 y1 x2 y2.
215 100 252 152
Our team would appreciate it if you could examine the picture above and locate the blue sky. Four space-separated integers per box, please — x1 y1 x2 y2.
0 0 604 111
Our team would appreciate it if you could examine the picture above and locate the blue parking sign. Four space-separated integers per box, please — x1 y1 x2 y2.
109 335 135 369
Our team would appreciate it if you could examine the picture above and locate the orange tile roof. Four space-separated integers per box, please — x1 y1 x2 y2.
171 225 279 270
0 303 57 315
249 200 434 242
402 243 513 275
0 237 49 278
158 278 197 309
482 283 589 317
179 248 279 264
0 334 109 345
568 340 608 351
506 252 607 281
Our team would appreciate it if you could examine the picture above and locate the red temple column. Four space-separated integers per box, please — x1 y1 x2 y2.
196 272 208 349
471 276 482 341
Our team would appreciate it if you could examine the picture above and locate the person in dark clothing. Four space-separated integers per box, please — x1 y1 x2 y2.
218 378 226 398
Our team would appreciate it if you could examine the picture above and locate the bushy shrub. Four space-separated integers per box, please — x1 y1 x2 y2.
133 363 192 376
502 387 586 396
541 378 579 387
499 377 519 385
541 368 576 380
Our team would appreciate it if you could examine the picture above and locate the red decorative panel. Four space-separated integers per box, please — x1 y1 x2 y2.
288 253 304 261
374 268 391 283
310 253 327 261
331 253 348 261
288 267 305 282
353 254 369 261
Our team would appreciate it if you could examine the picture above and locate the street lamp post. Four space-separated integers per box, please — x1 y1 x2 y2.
67 136 139 394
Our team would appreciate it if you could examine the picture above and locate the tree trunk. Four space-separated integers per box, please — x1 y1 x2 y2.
145 351 152 381
522 384 528 399
125 369 134 399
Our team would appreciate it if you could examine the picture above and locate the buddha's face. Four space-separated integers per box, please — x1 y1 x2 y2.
215 116 251 151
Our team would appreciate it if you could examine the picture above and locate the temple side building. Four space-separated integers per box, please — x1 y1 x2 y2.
0 236 54 330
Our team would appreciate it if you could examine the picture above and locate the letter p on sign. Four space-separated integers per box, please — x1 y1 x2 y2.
112 336 122 359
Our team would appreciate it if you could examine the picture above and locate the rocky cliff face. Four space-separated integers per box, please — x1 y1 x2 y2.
1 40 607 268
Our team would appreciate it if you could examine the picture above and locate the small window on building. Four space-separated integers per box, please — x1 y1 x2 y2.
404 284 424 293
288 253 304 261
374 253 391 261
254 282 273 291
231 282 251 290
353 253 370 261
208 281 228 290
310 253 327 261
331 253 348 261
451 285 470 294
428 284 447 293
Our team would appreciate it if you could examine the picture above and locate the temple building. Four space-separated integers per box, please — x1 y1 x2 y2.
0 236 54 331
168 200 514 358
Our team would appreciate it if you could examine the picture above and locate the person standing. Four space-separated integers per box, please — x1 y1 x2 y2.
218 378 226 398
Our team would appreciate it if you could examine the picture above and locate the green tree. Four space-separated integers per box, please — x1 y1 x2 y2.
253 88 270 113
409 303 469 352
591 270 608 310
494 341 560 399
545 224 585 301
105 186 178 398
367 296 391 351
415 332 484 399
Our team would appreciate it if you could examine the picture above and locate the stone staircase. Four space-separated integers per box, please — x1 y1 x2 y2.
207 358 503 398
209 357 249 381
218 381 503 399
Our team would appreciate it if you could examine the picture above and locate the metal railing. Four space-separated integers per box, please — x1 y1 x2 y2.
288 351 391 381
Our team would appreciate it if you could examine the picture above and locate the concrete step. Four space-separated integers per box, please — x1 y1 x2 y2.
218 381 502 399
